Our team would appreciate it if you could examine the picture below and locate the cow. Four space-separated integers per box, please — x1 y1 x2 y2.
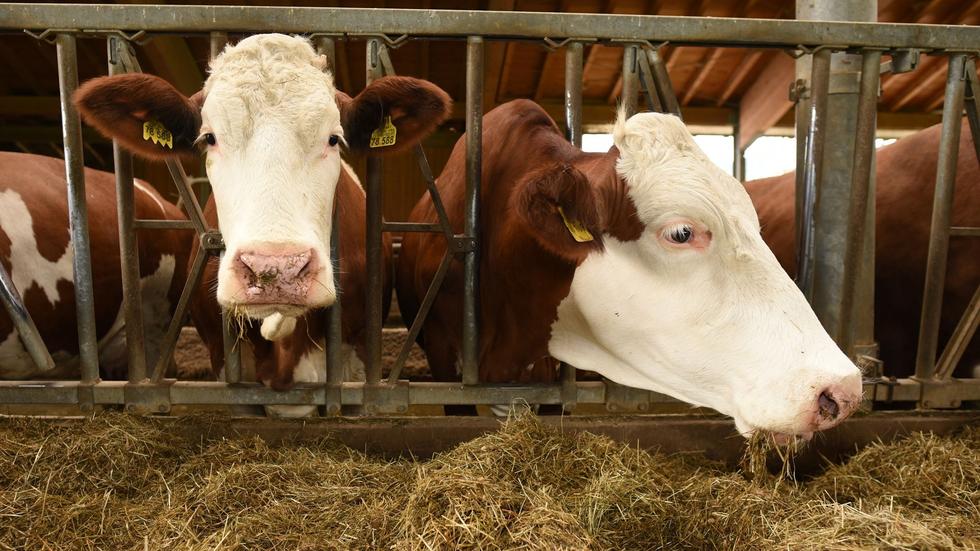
74 34 451 415
747 119 980 379
396 99 863 439
0 151 189 380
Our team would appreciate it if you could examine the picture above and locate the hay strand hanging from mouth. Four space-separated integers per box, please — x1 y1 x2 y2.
0 413 976 551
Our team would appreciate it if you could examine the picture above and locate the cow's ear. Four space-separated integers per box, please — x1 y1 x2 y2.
74 74 202 160
513 163 604 262
338 76 451 155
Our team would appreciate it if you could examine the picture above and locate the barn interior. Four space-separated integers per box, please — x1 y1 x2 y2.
0 0 967 222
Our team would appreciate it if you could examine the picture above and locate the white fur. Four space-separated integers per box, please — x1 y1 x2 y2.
0 190 73 305
264 342 364 418
548 111 862 437
201 34 341 317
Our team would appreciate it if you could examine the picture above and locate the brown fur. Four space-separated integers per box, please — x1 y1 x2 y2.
337 76 452 155
396 99 644 387
73 74 202 159
0 152 190 379
745 119 980 378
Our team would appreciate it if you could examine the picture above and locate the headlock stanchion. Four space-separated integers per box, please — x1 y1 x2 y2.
2 4 980 414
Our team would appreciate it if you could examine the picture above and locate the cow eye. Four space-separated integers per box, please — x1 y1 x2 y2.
203 133 217 146
666 225 694 244
328 134 340 147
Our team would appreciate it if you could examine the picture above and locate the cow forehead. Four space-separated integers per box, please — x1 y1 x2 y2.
202 34 340 145
613 111 759 232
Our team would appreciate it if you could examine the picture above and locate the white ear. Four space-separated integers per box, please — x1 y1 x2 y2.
260 312 297 341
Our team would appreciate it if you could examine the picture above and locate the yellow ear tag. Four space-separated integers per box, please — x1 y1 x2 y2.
557 206 594 243
142 119 173 149
369 116 397 148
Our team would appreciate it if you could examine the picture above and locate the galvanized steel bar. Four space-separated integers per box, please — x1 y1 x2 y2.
209 31 228 59
387 251 452 384
636 50 665 113
461 36 483 386
964 60 980 167
935 283 980 380
220 308 241 384
315 36 343 415
133 219 197 230
108 36 147 383
564 41 583 147
151 246 207 381
796 47 832 298
0 262 55 372
621 45 639 118
364 38 385 386
915 53 968 380
645 48 681 119
837 49 882 356
8 5 980 50
56 33 100 384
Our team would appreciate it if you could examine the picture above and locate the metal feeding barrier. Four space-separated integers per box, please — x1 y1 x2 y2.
0 4 978 415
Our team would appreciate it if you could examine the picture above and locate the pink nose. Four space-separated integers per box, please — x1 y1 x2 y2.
813 383 862 431
233 247 316 304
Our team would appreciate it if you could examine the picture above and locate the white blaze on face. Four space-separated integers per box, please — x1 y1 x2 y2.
200 34 342 319
549 111 862 437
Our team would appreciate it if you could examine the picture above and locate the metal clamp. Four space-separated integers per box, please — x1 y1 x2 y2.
542 37 596 52
881 48 920 74
789 78 809 102
450 235 477 254
25 28 148 45
201 230 225 252
124 380 174 415
605 381 652 413
362 381 410 414
350 32 410 49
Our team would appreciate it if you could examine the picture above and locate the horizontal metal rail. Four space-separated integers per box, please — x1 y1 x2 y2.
5 4 980 50
0 378 969 406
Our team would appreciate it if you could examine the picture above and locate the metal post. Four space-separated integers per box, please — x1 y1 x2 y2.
209 31 228 60
0 263 55 371
461 36 483 386
316 36 342 414
797 47 831 299
732 108 744 181
56 33 99 384
108 37 147 383
798 0 878 350
364 38 384 387
564 41 583 148
645 48 682 118
915 53 967 380
621 45 639 117
838 49 882 356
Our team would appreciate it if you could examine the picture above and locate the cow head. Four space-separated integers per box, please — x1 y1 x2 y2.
75 34 450 321
516 110 862 439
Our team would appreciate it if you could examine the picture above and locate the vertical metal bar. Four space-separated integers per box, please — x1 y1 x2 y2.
621 45 639 117
0 262 55 371
635 49 664 113
57 33 99 383
108 37 147 383
732 108 744 181
209 31 228 60
838 49 881 355
915 53 967 380
316 36 342 414
364 38 384 386
221 307 241 383
564 41 583 148
462 36 483 386
645 48 682 119
796 47 831 299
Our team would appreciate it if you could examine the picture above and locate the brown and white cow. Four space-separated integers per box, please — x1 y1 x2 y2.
75 34 451 414
747 119 980 378
0 151 189 380
397 100 862 439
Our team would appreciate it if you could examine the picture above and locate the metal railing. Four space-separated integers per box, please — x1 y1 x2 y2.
0 4 978 414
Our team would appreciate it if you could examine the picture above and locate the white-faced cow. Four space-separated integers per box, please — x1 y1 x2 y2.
0 151 189 380
75 34 451 414
397 100 862 439
747 119 980 379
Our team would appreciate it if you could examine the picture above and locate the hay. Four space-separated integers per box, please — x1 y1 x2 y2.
0 413 976 551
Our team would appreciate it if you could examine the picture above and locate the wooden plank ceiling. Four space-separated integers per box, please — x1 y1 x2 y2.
1 0 976 167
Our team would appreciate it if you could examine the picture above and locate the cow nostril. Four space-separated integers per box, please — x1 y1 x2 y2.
818 391 840 420
297 256 313 278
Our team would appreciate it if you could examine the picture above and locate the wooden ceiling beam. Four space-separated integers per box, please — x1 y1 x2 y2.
736 52 794 149
680 47 724 106
715 50 764 107
483 0 516 110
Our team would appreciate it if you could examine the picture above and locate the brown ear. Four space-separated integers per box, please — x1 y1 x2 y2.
338 76 451 155
73 74 202 160
512 163 604 262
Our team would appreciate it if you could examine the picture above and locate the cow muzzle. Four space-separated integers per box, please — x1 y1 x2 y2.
223 243 333 316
